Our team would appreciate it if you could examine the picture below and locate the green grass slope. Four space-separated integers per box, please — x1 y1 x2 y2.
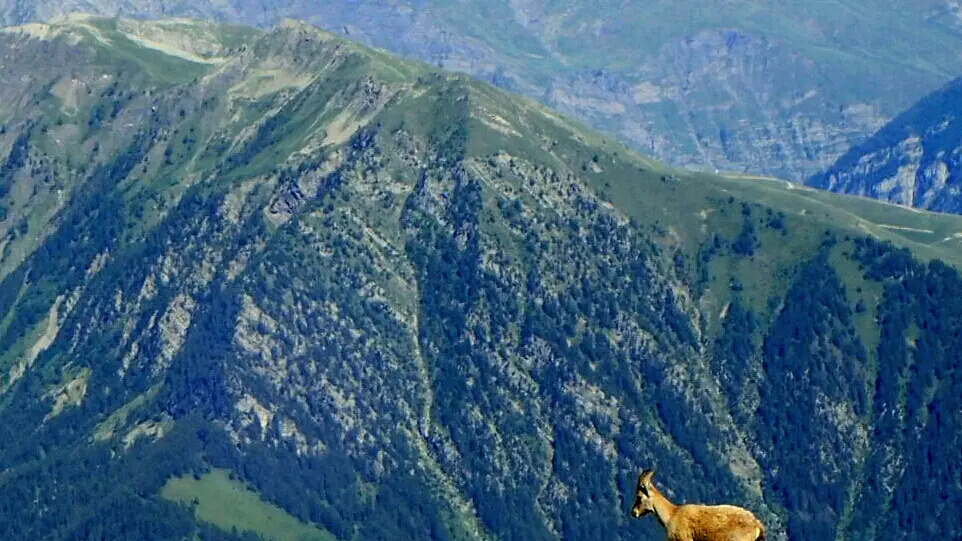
717 172 962 267
163 469 335 541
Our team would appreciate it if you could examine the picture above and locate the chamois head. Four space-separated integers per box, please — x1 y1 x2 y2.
630 469 656 518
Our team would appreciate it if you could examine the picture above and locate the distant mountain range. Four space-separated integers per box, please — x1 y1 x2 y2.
3 1 962 182
0 15 961 541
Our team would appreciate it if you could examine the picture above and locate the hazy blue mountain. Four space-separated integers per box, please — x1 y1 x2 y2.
809 76 962 214
3 1 962 181
0 16 961 541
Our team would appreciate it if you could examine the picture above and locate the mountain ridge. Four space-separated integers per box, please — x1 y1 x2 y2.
5 1 962 182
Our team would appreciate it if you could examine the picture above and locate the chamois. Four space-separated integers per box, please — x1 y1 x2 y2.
630 469 765 541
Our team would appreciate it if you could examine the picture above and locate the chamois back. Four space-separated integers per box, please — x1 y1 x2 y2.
670 504 764 541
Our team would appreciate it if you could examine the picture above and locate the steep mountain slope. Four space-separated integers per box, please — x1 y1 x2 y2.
3 2 962 181
808 76 962 214
0 16 961 541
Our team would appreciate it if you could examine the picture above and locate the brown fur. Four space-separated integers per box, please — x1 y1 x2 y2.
630 469 765 541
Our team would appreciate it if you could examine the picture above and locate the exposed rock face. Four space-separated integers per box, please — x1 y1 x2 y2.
560 28 889 180
809 77 962 213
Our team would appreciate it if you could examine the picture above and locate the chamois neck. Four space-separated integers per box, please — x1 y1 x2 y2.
650 486 677 528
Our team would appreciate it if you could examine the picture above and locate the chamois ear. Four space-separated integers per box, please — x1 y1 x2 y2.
638 469 655 493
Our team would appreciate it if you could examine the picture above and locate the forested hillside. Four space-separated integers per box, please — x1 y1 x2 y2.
0 16 960 541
